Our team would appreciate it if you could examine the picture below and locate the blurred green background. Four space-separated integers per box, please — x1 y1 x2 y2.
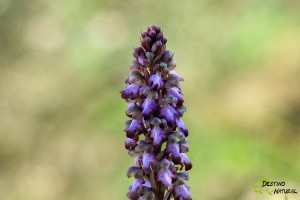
1 0 300 199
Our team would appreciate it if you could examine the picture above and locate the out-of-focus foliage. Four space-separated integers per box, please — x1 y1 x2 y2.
0 0 300 199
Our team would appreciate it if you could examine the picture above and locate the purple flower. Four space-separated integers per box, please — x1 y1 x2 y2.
150 123 167 150
165 87 184 105
166 140 181 164
157 159 175 189
159 104 177 127
125 119 145 138
122 25 192 200
141 97 157 120
125 138 137 150
142 152 155 174
121 84 140 100
127 178 143 199
174 184 192 200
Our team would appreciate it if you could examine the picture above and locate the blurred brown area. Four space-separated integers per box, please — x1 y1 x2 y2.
0 0 300 199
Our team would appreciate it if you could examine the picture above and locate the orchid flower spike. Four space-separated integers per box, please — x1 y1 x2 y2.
121 25 192 200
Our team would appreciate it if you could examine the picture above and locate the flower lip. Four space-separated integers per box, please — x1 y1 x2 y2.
148 72 164 91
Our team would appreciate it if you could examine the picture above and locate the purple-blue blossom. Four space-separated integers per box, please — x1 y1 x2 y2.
121 25 192 200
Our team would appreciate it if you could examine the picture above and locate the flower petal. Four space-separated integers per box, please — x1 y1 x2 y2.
148 72 164 90
142 97 157 120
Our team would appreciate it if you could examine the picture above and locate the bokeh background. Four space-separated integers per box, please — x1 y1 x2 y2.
0 0 300 199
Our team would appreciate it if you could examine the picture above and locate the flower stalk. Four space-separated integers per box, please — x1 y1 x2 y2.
121 25 192 200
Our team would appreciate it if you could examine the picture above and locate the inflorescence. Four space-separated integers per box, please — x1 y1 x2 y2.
121 25 192 200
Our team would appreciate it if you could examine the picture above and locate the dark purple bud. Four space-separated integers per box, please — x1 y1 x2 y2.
153 25 161 33
141 31 148 38
166 140 181 164
174 184 192 200
180 153 192 171
142 97 157 120
156 32 163 41
157 159 175 189
168 60 176 70
176 118 188 136
148 72 164 90
125 138 137 150
121 84 140 100
125 119 145 138
142 152 155 174
141 36 152 51
163 37 168 44
151 40 162 53
159 104 177 127
149 30 156 38
162 50 173 62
